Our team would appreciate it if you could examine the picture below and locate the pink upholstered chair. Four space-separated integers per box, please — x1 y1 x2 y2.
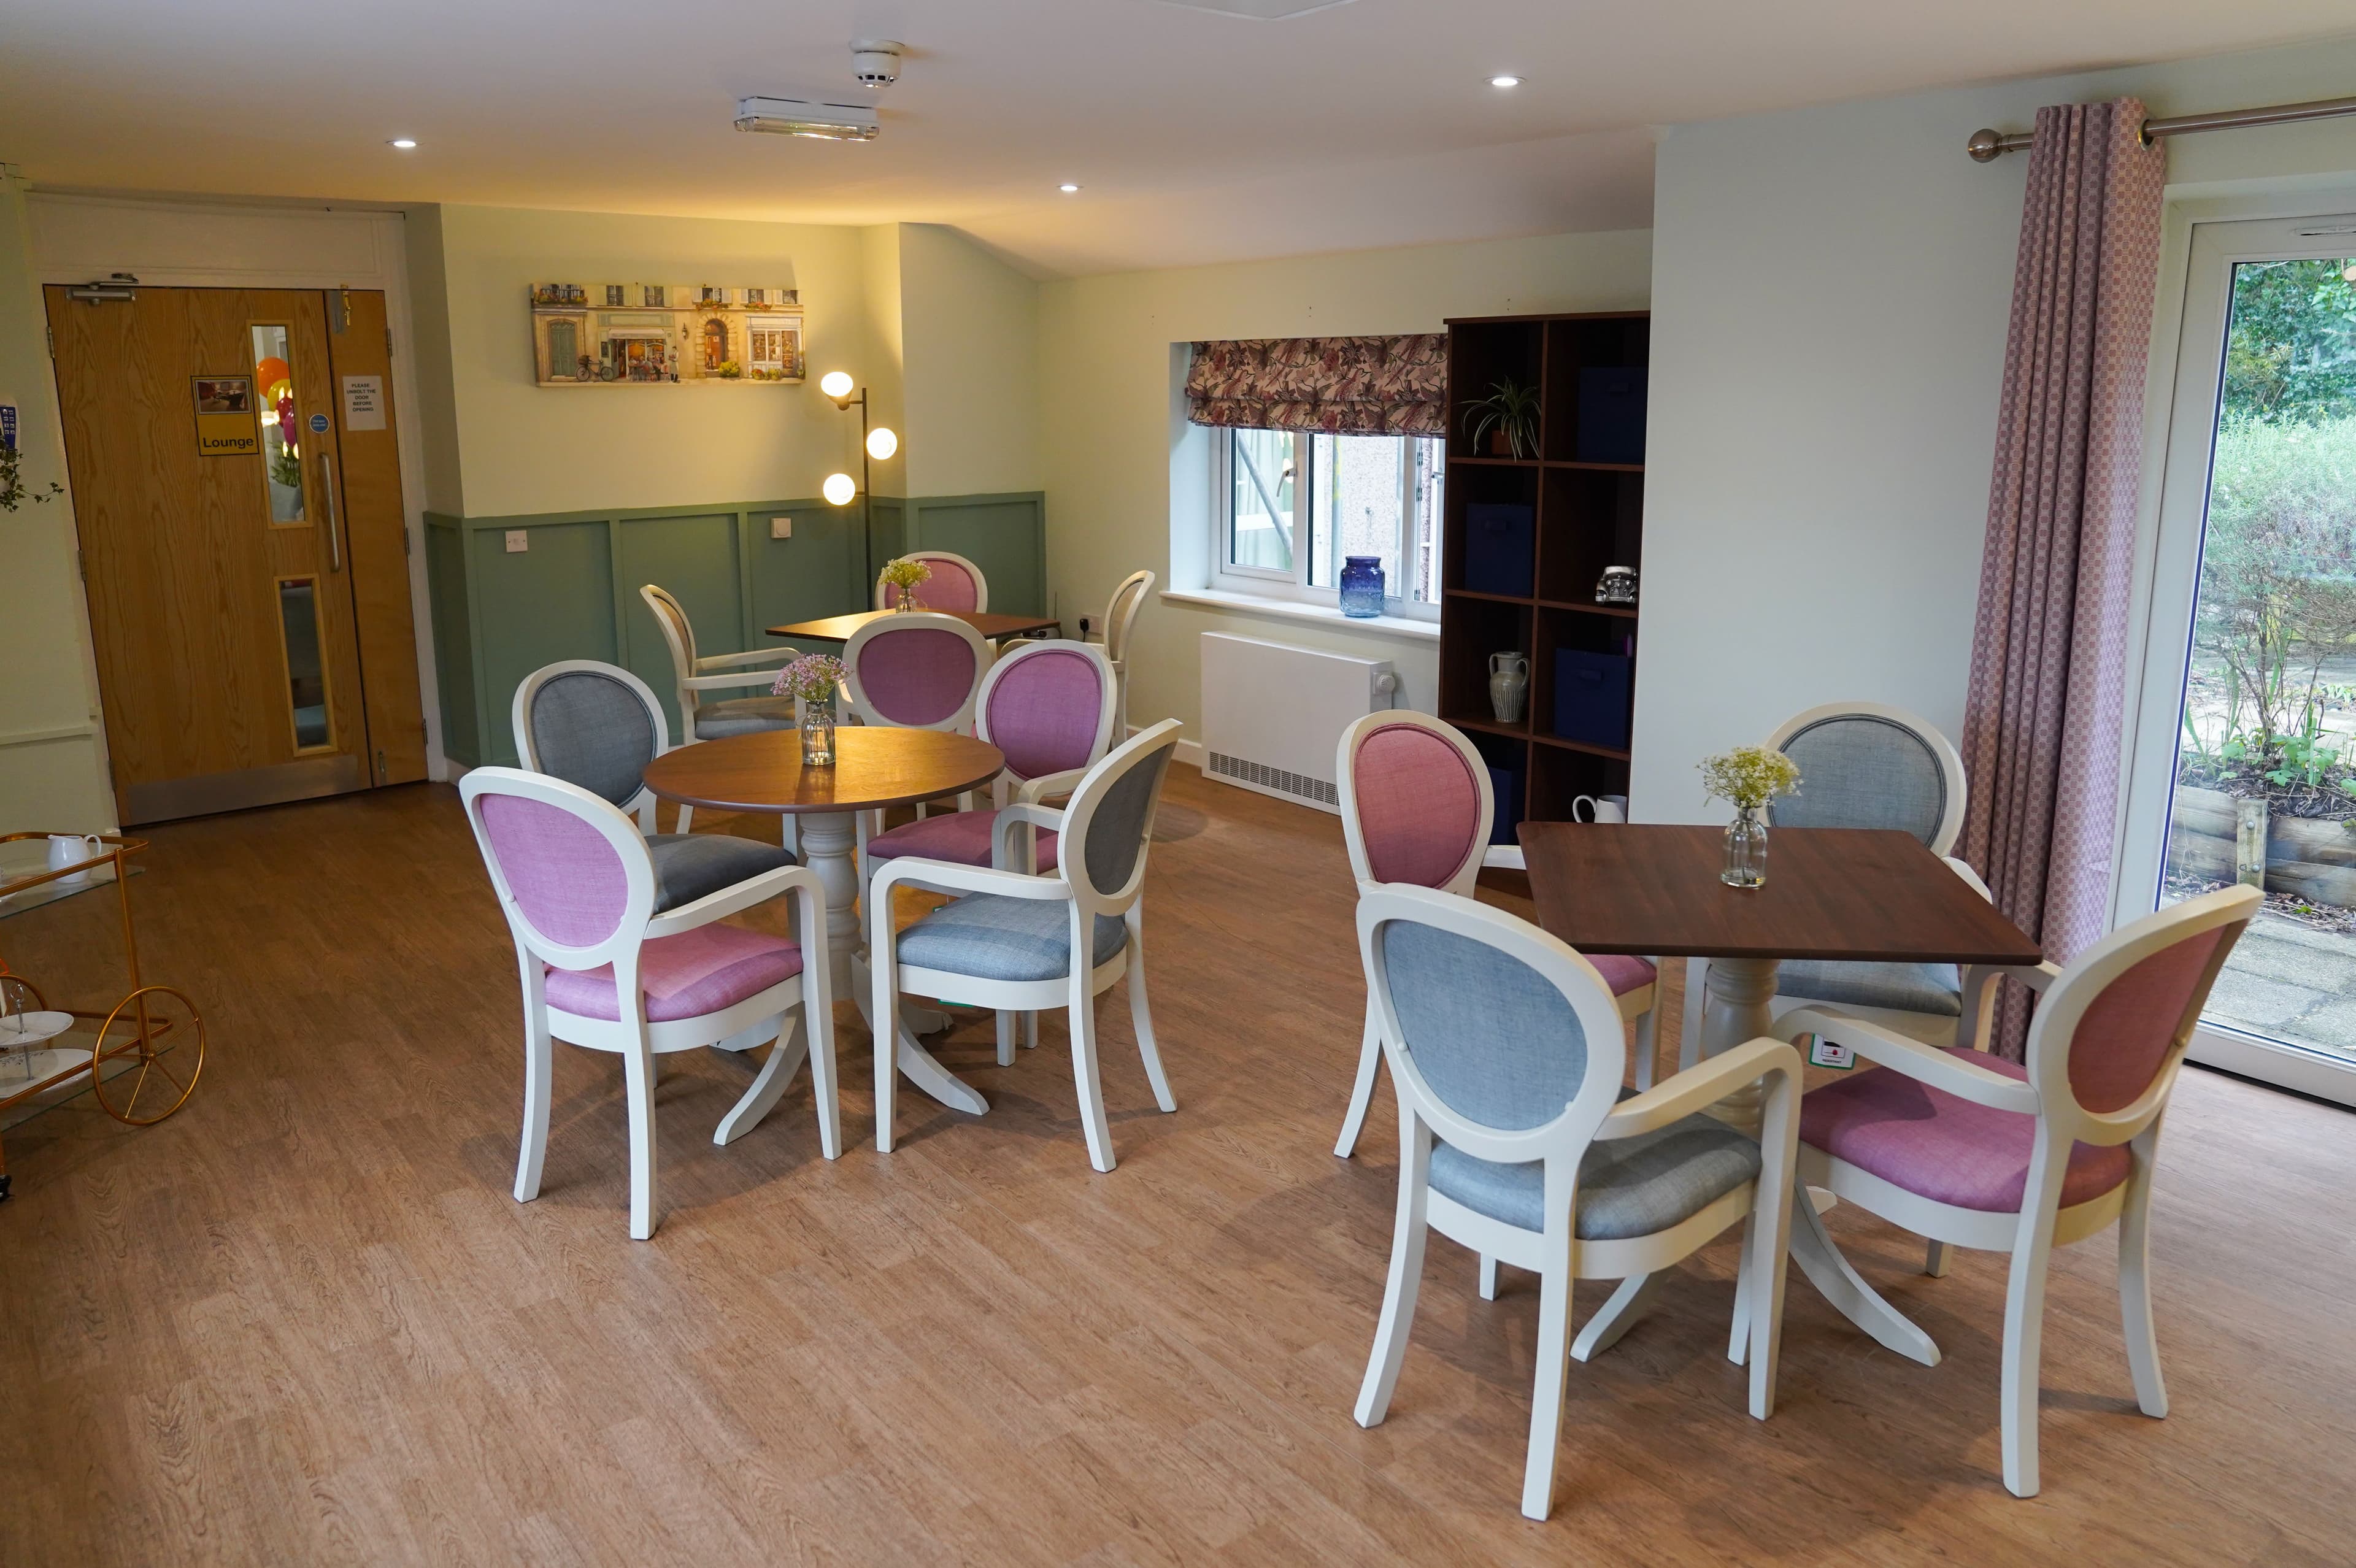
459 767 840 1240
1332 711 1660 1159
1782 883 2258 1497
875 550 987 612
841 610 992 734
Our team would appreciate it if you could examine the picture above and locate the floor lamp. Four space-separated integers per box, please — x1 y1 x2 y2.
819 371 898 589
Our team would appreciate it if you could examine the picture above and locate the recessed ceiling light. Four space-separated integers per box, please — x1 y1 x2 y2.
1488 75 1522 89
1058 183 1081 194
388 138 418 149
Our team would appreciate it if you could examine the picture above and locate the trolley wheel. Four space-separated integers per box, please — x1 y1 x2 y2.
90 985 204 1126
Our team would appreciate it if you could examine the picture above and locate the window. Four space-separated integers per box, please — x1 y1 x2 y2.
1214 427 1444 617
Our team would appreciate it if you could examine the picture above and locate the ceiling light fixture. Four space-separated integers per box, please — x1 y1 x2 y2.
1489 75 1522 88
734 96 879 142
388 138 418 149
1059 183 1080 193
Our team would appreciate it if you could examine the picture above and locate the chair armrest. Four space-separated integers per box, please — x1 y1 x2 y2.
1599 1037 1801 1139
1776 1005 2041 1113
696 647 796 671
1480 844 1525 871
1942 855 1994 901
1014 769 1087 805
681 669 791 692
642 864 814 939
992 802 1068 870
872 855 1069 902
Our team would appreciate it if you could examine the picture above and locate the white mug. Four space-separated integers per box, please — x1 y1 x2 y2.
1571 794 1628 824
47 833 104 886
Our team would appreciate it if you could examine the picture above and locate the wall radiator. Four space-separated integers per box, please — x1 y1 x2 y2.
1199 632 1398 815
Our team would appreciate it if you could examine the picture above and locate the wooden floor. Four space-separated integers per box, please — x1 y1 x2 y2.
3 771 2352 1564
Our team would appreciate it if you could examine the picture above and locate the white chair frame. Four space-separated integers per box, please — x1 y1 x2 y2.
1350 883 1803 1520
640 583 798 837
1332 710 1661 1159
458 767 840 1240
874 550 989 612
868 720 1184 1172
1784 883 2257 1497
1093 569 1154 740
510 658 674 834
1680 701 1974 1075
842 610 999 870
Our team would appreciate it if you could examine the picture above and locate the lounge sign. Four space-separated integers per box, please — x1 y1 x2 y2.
191 375 258 456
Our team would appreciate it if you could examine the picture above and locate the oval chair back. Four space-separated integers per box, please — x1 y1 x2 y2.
1764 701 1966 854
976 639 1117 795
876 550 987 613
842 611 993 732
512 660 668 834
460 768 655 980
1058 718 1182 924
1099 569 1154 739
1336 711 1495 897
638 583 703 726
2022 884 2257 1131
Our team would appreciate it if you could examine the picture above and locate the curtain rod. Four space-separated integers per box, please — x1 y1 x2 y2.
1966 93 2356 162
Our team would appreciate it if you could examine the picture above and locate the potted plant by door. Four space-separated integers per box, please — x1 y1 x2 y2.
1461 378 1541 459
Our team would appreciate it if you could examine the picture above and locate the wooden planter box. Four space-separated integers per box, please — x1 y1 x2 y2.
2168 785 2356 907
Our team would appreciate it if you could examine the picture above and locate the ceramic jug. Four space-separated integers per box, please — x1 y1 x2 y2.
1488 652 1529 724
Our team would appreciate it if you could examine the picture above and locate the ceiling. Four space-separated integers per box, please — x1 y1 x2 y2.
2 1 2352 276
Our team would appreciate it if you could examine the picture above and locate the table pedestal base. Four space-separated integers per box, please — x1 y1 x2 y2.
1571 953 1940 1369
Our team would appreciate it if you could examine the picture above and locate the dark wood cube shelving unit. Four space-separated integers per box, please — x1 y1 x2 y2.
1439 310 1649 830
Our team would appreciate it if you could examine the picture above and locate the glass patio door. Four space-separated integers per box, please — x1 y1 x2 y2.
2122 210 2356 1106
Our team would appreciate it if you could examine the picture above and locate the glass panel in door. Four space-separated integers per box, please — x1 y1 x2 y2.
2153 230 2356 1090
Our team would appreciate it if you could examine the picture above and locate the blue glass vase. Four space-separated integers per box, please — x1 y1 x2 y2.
1339 555 1385 618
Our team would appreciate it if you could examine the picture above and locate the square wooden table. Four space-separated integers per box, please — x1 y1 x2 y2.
1516 821 2041 1366
767 609 1061 644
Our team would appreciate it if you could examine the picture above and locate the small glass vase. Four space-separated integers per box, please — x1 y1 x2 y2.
1339 555 1385 619
890 591 920 613
1722 805 1768 888
799 691 837 767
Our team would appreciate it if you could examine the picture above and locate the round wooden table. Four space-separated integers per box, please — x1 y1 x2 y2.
644 726 1007 1116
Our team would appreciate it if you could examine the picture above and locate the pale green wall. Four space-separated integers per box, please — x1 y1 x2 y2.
1633 34 2356 824
0 166 112 831
428 204 899 518
899 223 1041 498
858 223 907 496
401 203 465 515
1036 229 1654 740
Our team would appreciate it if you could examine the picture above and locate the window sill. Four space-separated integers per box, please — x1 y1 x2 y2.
1160 587 1439 642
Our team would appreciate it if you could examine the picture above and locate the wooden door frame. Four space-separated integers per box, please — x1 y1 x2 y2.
28 196 445 782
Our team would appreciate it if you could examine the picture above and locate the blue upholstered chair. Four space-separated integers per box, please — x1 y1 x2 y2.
511 660 796 915
869 720 1184 1173
1349 883 1803 1521
1680 702 1988 1072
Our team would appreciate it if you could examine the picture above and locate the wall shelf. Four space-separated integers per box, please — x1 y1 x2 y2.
1438 310 1649 831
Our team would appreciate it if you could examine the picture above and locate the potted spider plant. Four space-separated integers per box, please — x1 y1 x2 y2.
1461 377 1541 459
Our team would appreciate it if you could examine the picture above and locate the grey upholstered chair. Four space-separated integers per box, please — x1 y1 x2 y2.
1680 702 1984 1070
1348 881 1802 1520
510 660 795 914
868 720 1184 1173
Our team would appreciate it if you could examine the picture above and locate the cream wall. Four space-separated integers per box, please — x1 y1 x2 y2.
0 168 110 830
1634 36 2356 824
898 223 1041 498
1037 228 1653 742
428 205 900 518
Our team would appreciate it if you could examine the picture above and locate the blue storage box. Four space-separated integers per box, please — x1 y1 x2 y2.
1487 763 1524 845
1576 367 1648 465
1553 650 1634 750
1461 502 1534 598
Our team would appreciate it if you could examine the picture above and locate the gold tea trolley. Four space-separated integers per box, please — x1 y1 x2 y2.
0 834 205 1201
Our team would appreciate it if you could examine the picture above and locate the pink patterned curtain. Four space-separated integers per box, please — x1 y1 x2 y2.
1960 98 2167 1058
1186 335 1448 436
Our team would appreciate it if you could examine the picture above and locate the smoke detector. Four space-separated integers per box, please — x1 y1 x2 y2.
850 40 904 87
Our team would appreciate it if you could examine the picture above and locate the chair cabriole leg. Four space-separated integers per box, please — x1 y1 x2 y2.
2000 1151 2068 1497
1126 921 1176 1113
514 1002 553 1203
2119 1128 2169 1418
622 1031 659 1240
1519 1226 1576 1521
1069 972 1115 1172
1354 1115 1431 1430
1333 1005 1383 1159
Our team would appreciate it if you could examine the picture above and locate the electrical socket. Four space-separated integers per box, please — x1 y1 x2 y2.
504 529 528 553
771 517 791 539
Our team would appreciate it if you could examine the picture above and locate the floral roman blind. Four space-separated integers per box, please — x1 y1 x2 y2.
1186 334 1447 436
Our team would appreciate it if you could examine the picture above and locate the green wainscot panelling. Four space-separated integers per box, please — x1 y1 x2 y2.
423 493 1044 769
903 493 1048 616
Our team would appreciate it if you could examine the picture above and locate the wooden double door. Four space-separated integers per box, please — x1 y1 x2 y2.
46 285 427 823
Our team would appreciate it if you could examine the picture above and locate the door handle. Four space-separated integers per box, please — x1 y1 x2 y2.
318 451 343 573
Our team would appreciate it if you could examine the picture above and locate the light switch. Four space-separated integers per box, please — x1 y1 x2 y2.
504 530 528 553
770 517 792 540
